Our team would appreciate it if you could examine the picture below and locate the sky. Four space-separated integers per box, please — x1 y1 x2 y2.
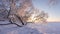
32 0 60 22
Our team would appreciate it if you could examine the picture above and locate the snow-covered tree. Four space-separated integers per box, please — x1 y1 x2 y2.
23 8 48 23
0 0 48 27
0 0 33 27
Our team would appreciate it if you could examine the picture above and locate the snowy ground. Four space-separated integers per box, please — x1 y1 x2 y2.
0 20 60 34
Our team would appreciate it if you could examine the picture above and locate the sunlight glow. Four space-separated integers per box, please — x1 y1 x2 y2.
27 13 42 23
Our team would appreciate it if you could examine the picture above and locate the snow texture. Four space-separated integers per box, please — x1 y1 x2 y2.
0 21 60 34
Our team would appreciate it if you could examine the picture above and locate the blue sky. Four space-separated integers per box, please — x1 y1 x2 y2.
32 0 60 22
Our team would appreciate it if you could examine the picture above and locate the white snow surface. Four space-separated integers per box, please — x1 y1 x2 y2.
0 20 60 34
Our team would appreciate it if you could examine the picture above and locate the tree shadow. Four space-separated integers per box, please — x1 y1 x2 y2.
0 25 42 34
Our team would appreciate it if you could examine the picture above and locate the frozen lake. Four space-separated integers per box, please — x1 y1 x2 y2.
0 21 60 34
